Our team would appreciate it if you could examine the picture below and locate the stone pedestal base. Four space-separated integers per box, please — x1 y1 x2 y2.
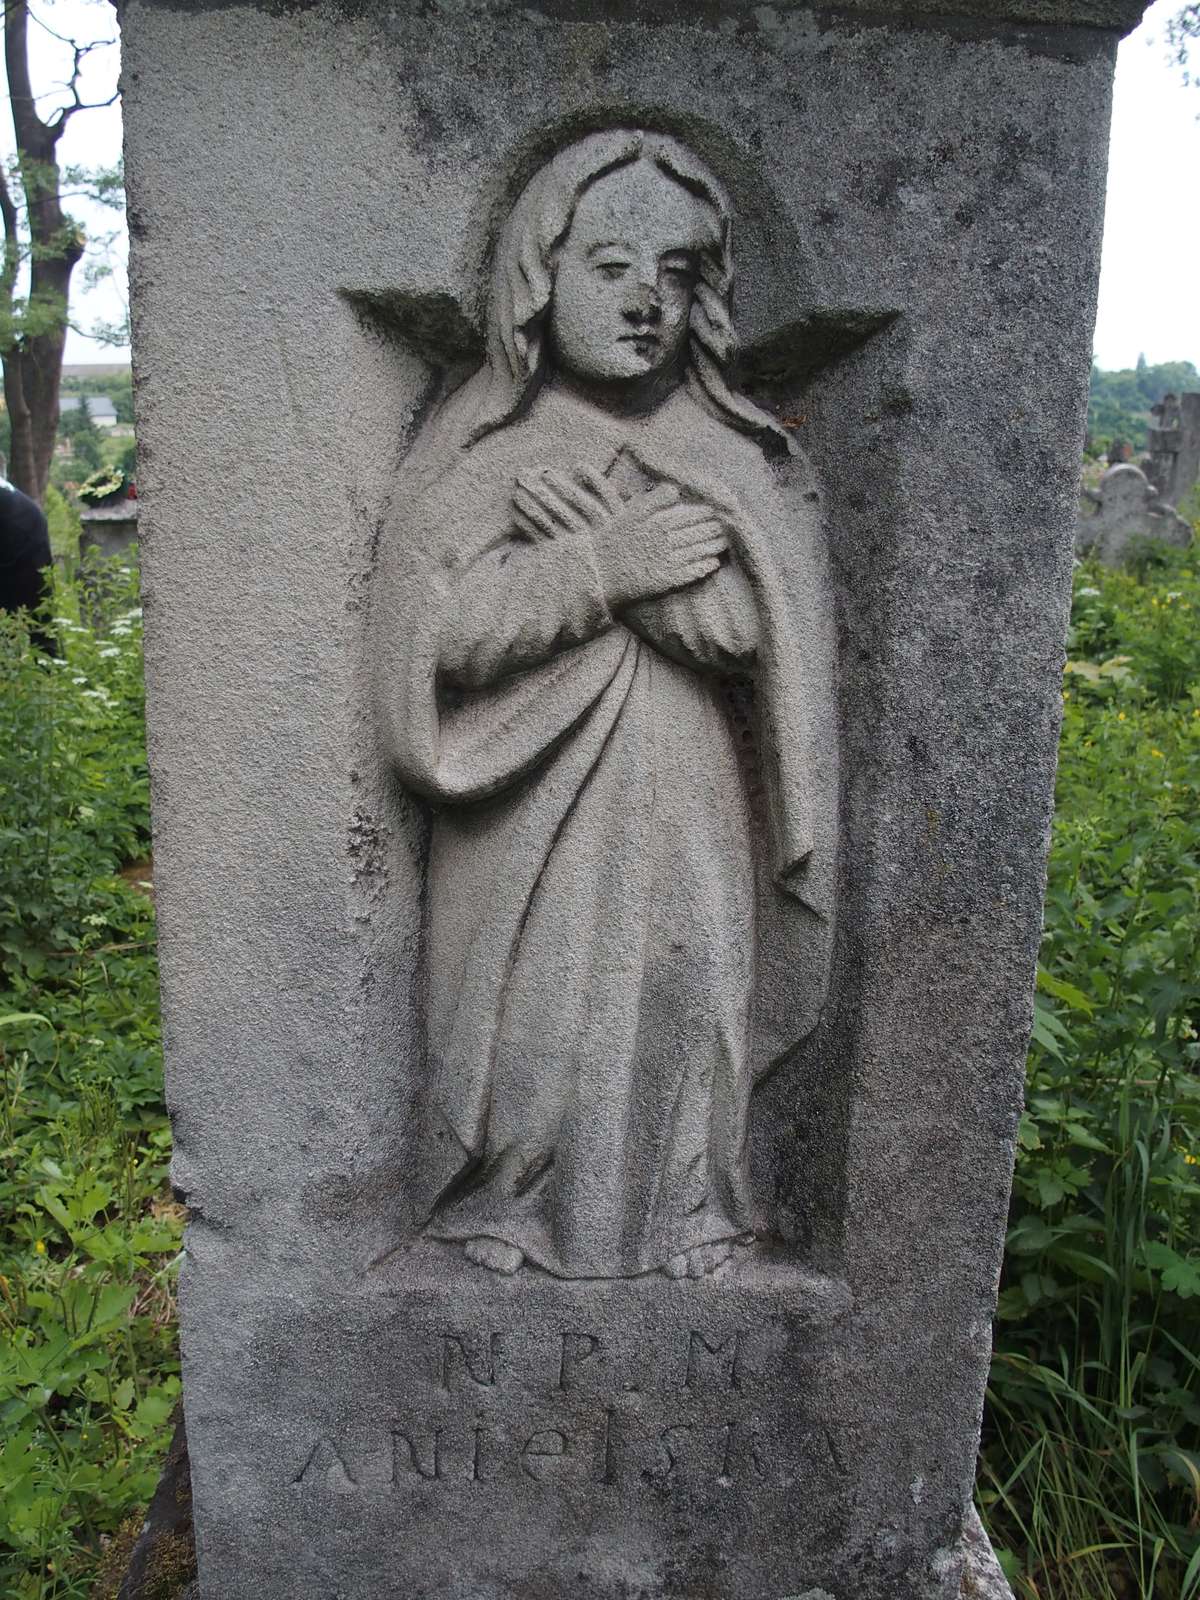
188 1248 866 1597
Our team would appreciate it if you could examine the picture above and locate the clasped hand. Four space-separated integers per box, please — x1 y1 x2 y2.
511 467 729 609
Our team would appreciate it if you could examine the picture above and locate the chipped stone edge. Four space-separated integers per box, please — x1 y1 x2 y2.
960 1505 1017 1599
118 0 1151 42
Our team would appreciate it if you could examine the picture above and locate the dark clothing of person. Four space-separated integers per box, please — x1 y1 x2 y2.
0 482 54 651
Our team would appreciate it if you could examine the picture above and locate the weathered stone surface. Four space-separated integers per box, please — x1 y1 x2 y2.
79 497 139 562
125 0 1150 33
1147 391 1200 514
121 0 1137 1594
110 1443 1015 1598
960 1507 1016 1599
1077 463 1193 565
825 0 1142 19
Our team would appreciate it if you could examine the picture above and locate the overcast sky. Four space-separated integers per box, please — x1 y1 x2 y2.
1093 0 1200 368
10 0 1200 370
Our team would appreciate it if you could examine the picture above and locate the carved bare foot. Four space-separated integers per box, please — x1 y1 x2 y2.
662 1240 735 1280
464 1237 525 1275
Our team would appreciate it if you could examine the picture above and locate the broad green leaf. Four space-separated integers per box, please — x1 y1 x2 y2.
1143 1242 1200 1299
1037 967 1095 1014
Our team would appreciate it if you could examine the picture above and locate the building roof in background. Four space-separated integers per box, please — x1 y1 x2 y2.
61 396 118 419
62 363 131 379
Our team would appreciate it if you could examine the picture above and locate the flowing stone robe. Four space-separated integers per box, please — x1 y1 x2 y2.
375 378 837 1278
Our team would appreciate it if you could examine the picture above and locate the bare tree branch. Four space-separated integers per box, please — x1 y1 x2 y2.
48 32 120 131
28 4 112 51
50 86 120 132
1166 3 1200 86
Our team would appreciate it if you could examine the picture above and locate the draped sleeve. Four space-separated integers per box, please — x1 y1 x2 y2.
373 436 630 809
439 531 612 690
618 556 759 675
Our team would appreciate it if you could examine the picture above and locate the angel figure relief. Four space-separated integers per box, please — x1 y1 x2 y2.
374 129 838 1282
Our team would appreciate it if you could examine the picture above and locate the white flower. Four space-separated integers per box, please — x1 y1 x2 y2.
1076 586 1100 597
81 689 113 703
48 657 67 667
82 913 107 927
110 623 132 636
97 646 120 659
122 607 143 620
72 675 88 686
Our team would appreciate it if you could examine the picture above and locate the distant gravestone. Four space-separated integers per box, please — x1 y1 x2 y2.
79 497 139 562
121 1 1148 1596
1147 391 1200 513
1077 463 1192 565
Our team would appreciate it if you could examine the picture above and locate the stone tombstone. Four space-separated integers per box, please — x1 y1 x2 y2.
1147 391 1200 513
1077 462 1192 565
79 497 140 562
121 2 1147 1596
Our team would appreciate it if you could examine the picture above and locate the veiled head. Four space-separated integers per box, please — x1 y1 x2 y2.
548 161 721 386
488 130 734 395
436 128 787 454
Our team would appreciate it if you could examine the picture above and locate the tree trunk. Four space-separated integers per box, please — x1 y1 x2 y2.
0 0 86 503
3 322 72 500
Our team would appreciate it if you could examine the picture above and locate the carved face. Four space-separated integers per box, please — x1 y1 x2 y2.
548 161 718 385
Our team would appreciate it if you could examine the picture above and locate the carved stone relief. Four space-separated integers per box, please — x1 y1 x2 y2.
373 129 838 1283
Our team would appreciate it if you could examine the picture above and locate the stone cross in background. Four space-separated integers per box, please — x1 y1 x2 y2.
120 1 1149 1596
1147 391 1200 515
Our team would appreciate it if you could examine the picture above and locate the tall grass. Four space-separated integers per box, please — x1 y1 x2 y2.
0 558 181 1600
980 544 1200 1600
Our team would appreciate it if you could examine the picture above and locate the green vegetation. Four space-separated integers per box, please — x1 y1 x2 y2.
55 401 105 479
42 490 81 567
980 545 1200 1600
0 559 180 1600
48 414 135 503
1088 356 1200 457
1167 5 1200 86
1 532 1199 1597
0 370 135 504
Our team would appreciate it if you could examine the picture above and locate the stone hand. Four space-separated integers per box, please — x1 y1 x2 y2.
511 468 729 608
